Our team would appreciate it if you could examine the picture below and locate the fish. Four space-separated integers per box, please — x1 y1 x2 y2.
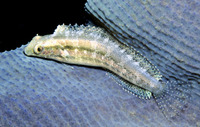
24 24 192 119
24 24 163 97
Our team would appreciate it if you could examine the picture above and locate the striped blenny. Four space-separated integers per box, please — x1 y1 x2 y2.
24 24 164 98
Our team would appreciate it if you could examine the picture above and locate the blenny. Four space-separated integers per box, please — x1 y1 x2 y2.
24 24 164 98
24 25 191 118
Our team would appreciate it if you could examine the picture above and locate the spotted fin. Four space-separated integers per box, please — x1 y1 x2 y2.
154 81 192 120
107 72 152 99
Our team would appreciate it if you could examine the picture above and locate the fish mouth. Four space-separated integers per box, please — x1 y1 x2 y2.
23 47 28 55
24 47 30 56
23 39 38 56
23 44 34 56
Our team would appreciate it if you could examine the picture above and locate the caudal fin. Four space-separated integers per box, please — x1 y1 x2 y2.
154 81 192 120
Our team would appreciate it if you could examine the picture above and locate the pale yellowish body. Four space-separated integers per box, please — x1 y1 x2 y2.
24 25 164 96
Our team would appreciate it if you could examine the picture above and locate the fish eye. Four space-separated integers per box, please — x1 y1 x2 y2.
34 45 43 54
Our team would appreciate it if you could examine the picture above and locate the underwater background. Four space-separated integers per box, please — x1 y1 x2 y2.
0 0 200 126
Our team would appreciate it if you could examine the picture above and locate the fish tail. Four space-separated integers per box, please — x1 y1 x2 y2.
107 71 193 120
154 81 192 120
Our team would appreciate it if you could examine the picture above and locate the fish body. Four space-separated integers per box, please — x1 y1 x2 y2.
24 25 164 96
24 25 192 119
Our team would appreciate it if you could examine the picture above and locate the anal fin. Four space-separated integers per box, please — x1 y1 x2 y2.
107 72 152 99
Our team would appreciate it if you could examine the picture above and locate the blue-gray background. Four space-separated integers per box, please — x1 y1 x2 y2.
0 0 199 126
